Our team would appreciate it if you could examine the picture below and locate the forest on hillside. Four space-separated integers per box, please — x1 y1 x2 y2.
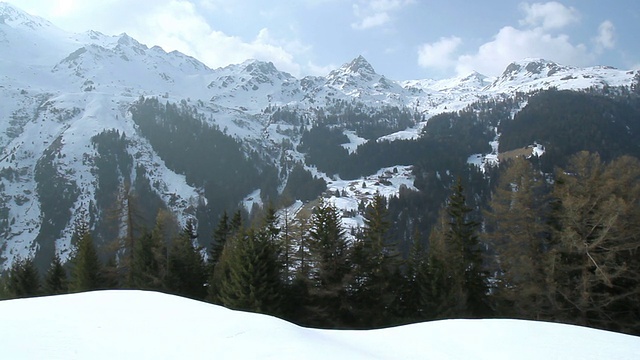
2 87 640 336
2 151 640 335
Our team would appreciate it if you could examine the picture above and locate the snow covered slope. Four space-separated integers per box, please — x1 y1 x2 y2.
0 2 638 269
0 290 639 359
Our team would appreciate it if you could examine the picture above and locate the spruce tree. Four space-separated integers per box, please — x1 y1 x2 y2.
44 254 68 295
69 230 103 293
216 228 284 315
351 193 400 326
130 229 166 290
210 211 230 268
167 218 207 299
425 178 490 318
7 256 41 298
394 230 428 322
307 199 352 326
261 204 280 244
230 210 243 234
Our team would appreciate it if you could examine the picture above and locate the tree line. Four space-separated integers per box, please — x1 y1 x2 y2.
2 151 639 335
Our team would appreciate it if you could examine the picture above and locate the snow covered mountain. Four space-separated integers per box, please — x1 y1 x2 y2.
0 2 638 269
1 290 639 359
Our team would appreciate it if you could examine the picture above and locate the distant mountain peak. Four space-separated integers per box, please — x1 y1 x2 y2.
242 59 280 76
0 2 56 30
460 70 488 82
345 55 376 75
326 55 378 85
117 32 146 49
501 58 565 77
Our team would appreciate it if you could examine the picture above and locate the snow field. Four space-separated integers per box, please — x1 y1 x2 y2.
0 290 638 359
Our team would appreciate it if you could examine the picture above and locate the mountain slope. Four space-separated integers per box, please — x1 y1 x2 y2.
0 2 638 269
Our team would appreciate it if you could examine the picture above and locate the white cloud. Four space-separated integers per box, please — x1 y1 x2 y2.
129 2 308 76
417 36 462 70
417 2 603 77
10 0 314 77
519 1 579 30
455 26 590 76
352 11 390 30
351 0 413 30
594 20 615 51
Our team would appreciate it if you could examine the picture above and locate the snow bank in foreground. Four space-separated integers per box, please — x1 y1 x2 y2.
1 291 639 359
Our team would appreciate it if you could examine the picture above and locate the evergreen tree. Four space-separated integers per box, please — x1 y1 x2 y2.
210 211 230 268
69 230 103 293
394 230 428 322
280 207 294 283
307 199 352 326
44 254 68 295
230 210 243 234
102 255 121 289
425 178 490 318
261 204 280 244
351 193 400 326
130 229 167 290
167 218 207 299
7 256 41 298
216 228 284 315
67 213 104 292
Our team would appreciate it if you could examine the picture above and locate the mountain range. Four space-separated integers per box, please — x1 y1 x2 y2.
0 2 638 270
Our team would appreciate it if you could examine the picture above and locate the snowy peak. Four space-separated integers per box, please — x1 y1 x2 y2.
499 58 569 80
437 71 491 92
485 58 634 92
116 32 146 50
327 55 377 83
0 2 56 31
205 59 303 112
401 71 491 95
319 55 409 102
344 55 377 76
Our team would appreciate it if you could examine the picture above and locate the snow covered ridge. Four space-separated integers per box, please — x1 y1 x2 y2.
0 290 639 360
1 2 637 114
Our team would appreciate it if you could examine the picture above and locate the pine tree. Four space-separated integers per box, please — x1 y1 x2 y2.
394 230 428 321
230 210 243 234
69 230 103 292
351 193 400 326
167 218 207 299
425 178 490 318
307 199 352 326
261 204 280 244
210 211 230 268
7 256 41 298
130 229 166 290
216 228 284 315
44 254 68 295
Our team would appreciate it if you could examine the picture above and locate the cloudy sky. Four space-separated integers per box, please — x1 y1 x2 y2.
7 0 640 80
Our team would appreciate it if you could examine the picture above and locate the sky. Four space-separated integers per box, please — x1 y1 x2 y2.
7 0 640 80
